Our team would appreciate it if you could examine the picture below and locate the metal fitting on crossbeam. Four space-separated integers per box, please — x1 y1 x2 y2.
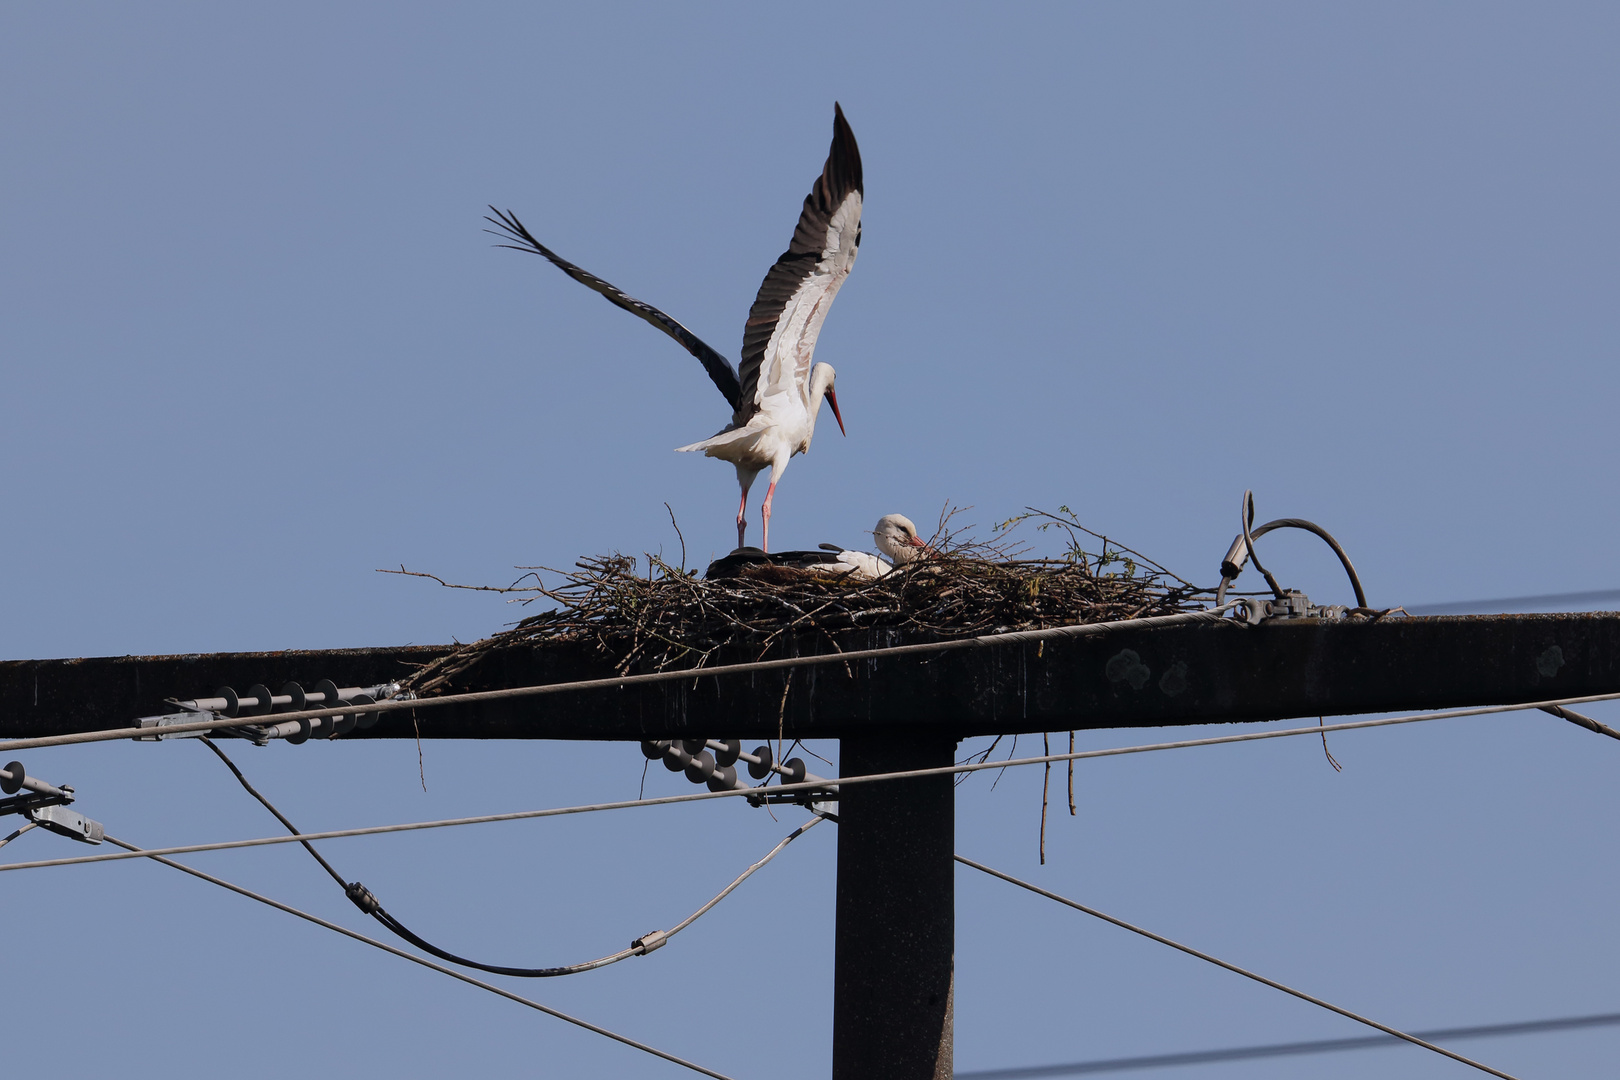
0 761 103 845
1234 591 1349 625
0 761 72 801
28 804 104 845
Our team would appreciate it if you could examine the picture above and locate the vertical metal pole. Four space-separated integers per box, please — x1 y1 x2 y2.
832 731 955 1080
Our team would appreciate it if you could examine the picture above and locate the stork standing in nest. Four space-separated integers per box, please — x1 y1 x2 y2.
488 104 863 553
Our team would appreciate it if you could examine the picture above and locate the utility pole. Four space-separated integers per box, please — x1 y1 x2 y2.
5 612 1620 1074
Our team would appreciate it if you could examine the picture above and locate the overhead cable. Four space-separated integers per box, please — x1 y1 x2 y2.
101 834 738 1080
201 730 825 977
1410 588 1620 616
1217 490 1369 608
0 606 1237 755
956 855 1522 1080
6 690 1618 875
1540 704 1620 741
956 1010 1620 1077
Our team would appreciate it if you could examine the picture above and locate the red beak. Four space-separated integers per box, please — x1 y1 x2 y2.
826 387 846 436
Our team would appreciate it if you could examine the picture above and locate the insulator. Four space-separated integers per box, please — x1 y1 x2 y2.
680 738 706 755
242 684 274 718
214 686 240 718
706 764 738 792
275 682 306 713
684 751 716 784
747 745 774 779
781 757 807 784
310 679 341 708
663 747 692 772
1 761 24 795
715 739 741 767
284 717 313 745
641 739 672 760
352 693 378 731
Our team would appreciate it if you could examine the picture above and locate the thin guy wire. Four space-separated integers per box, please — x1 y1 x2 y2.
202 732 827 976
0 607 1235 753
956 855 1522 1080
5 690 1618 875
100 835 738 1080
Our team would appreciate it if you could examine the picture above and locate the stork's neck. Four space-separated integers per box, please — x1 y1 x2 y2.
803 363 837 448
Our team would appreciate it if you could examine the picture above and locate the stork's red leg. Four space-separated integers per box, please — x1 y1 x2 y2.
760 481 777 553
735 488 749 550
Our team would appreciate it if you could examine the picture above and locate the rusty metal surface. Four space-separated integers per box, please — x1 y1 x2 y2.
3 613 1618 741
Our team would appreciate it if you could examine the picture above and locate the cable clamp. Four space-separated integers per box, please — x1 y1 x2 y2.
135 711 222 741
1236 591 1348 625
631 929 668 955
26 804 104 845
345 881 382 915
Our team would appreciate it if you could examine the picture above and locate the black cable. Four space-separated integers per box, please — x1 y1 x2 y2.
1216 492 1369 609
198 737 817 978
199 737 633 977
199 738 347 888
101 834 737 1080
1240 491 1287 601
1249 517 1369 608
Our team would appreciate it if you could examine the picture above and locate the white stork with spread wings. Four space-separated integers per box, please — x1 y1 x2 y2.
488 104 863 552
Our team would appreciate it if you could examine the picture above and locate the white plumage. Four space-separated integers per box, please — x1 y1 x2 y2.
815 514 930 580
489 104 863 553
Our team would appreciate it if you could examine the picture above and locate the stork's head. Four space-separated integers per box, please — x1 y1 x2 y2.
873 514 929 564
809 362 845 437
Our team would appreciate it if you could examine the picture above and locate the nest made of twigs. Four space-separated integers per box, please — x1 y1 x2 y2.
393 508 1209 698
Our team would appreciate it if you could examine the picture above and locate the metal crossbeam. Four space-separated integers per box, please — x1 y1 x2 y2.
3 614 1618 741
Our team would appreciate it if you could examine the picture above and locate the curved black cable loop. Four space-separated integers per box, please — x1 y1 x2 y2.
1248 517 1369 608
1216 492 1369 609
198 737 819 978
1241 491 1287 601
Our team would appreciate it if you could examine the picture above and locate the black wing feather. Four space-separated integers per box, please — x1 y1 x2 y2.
485 206 741 411
737 103 864 418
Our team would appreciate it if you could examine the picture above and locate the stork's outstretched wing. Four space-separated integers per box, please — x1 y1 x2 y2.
737 103 863 423
486 207 742 411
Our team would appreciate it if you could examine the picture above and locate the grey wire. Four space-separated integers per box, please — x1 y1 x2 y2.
955 1010 1620 1077
665 814 824 936
956 855 1523 1080
0 607 1237 754
0 822 38 850
200 732 826 976
100 835 738 1080
6 688 1620 876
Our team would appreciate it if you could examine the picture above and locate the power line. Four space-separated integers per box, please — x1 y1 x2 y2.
955 855 1521 1080
0 607 1235 754
5 689 1618 875
954 1010 1620 1077
199 734 826 977
101 834 738 1080
1408 588 1620 616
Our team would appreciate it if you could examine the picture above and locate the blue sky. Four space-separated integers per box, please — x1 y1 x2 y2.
3 3 1619 1077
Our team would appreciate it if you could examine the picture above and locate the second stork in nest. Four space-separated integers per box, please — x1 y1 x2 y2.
488 104 863 553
